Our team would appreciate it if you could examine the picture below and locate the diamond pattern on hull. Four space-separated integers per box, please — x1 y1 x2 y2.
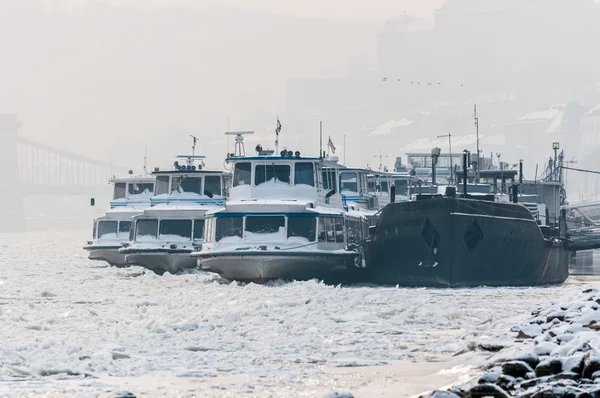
463 219 484 254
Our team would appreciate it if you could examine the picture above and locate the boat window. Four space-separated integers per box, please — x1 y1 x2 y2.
287 217 316 242
155 176 170 195
98 221 118 239
233 162 251 187
341 172 358 193
294 163 315 186
255 164 291 186
172 176 202 194
159 220 192 239
394 180 408 196
204 176 222 196
317 216 344 243
216 217 243 241
193 219 205 240
322 170 337 191
113 183 126 200
245 215 285 234
381 181 389 193
334 218 344 242
136 219 158 239
92 221 97 239
129 182 154 196
129 225 134 241
119 221 131 234
346 219 363 244
367 180 376 192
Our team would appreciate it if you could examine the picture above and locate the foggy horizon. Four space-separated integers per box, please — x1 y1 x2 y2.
2 0 600 182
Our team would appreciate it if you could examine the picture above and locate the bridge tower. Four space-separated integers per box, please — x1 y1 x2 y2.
0 114 26 232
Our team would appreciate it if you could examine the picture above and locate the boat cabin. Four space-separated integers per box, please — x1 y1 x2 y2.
324 165 380 210
367 172 412 205
109 176 155 208
92 209 140 242
151 155 230 206
130 208 207 248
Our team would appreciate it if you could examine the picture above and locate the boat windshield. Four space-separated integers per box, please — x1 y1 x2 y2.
155 176 170 195
255 164 290 186
288 217 316 242
322 170 338 191
159 219 192 240
193 219 205 240
171 177 201 194
216 217 243 241
136 219 158 240
233 162 251 187
318 216 344 243
129 182 154 196
119 221 131 234
204 176 221 196
98 221 118 239
245 216 285 234
341 172 358 193
294 163 315 187
113 183 126 200
394 180 408 195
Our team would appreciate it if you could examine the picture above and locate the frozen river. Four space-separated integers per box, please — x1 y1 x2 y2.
0 231 596 397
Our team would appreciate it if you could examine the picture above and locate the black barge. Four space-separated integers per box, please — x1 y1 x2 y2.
364 149 570 287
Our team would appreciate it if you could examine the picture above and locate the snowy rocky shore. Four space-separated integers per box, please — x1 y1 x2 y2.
423 287 600 398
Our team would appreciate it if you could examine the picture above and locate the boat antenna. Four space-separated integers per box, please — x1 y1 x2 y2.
319 121 323 158
343 134 347 165
143 146 147 175
190 135 198 157
474 104 480 182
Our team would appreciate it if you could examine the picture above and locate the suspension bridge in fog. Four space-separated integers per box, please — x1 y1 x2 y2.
1 113 131 232
16 136 129 196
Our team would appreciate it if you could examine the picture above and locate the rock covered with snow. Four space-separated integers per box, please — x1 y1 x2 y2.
421 288 600 397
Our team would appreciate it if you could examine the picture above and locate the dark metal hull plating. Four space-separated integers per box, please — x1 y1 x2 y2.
365 198 569 287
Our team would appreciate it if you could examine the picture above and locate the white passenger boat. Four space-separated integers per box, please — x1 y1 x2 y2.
119 154 229 274
83 174 155 266
191 131 371 283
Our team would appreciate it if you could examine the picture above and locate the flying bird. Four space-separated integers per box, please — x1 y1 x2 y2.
383 77 388 81
427 82 432 86
438 82 442 85
460 83 464 87
410 81 414 84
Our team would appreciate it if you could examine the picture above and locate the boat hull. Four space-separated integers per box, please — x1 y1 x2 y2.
83 245 127 267
365 198 569 287
121 248 196 274
194 251 359 283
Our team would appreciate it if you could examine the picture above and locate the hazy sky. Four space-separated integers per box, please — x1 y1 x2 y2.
79 0 445 21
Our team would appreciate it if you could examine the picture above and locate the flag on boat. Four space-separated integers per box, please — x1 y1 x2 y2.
276 119 282 136
328 136 336 154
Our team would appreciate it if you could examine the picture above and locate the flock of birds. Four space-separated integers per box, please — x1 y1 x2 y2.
382 77 465 87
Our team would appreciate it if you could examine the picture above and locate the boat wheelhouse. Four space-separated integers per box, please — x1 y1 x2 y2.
366 171 412 207
325 164 382 212
191 131 371 283
120 154 230 274
83 175 155 267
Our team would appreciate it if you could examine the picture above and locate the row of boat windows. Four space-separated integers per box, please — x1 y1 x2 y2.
367 180 408 195
113 183 155 200
203 216 361 244
95 220 131 239
155 176 223 196
233 163 315 187
135 219 205 240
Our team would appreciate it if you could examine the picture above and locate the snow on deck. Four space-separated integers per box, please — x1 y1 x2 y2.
0 231 597 397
